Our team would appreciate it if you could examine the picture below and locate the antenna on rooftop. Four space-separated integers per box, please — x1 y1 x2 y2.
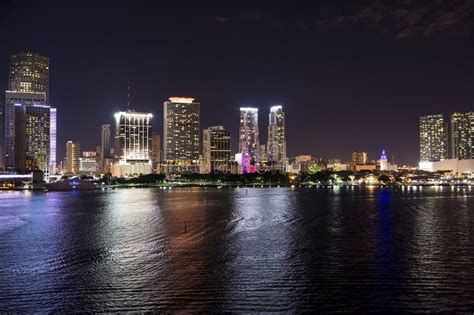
127 80 131 109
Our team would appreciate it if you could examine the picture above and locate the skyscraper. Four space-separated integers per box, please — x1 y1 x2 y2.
239 107 259 171
267 105 286 170
49 108 57 174
163 97 200 173
113 110 152 177
4 91 48 170
203 126 231 173
101 124 111 159
419 114 448 162
13 104 51 173
9 52 49 102
451 112 474 160
66 141 80 174
4 52 52 172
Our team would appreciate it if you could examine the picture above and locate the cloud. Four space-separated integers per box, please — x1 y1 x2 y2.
315 0 474 39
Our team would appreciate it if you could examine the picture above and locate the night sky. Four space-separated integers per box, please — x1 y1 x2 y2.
1 0 473 165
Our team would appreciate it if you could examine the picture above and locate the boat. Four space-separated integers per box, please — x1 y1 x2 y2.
44 177 99 191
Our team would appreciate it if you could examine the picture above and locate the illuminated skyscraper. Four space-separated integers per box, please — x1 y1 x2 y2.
66 141 80 174
113 110 152 177
9 52 49 102
239 107 259 171
14 104 51 173
203 126 231 173
49 108 57 174
163 97 200 173
4 52 51 172
4 91 47 170
451 112 474 160
267 105 286 170
419 114 448 162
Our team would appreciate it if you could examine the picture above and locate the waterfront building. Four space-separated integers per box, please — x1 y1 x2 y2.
451 112 474 160
4 91 46 170
49 108 57 174
66 141 80 174
100 124 111 159
380 149 388 171
79 156 97 173
203 126 231 173
352 151 367 165
4 52 52 173
163 97 200 174
113 110 152 177
419 114 448 162
151 133 161 173
13 103 51 173
239 107 259 172
267 105 286 170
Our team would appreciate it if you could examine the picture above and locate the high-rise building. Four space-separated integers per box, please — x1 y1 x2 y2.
14 104 51 173
101 124 111 159
203 126 231 173
113 110 152 177
267 105 286 170
4 92 46 170
66 141 80 174
451 112 474 160
151 133 161 173
9 52 49 102
352 151 368 165
163 97 200 173
49 108 57 174
419 114 448 162
4 52 51 172
239 107 259 172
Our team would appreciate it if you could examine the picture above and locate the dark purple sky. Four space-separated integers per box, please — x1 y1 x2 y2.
1 0 473 165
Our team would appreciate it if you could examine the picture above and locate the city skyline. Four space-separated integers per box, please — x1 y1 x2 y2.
0 1 473 165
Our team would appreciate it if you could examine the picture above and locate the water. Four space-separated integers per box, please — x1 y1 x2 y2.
1 186 473 312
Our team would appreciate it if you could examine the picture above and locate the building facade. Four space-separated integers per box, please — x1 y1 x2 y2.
451 112 474 160
101 124 112 160
352 151 367 165
14 104 51 173
203 126 231 173
49 108 57 174
113 110 152 177
4 52 52 173
151 133 161 173
239 107 259 172
163 97 200 173
9 52 49 102
267 105 286 170
4 91 47 170
419 114 448 162
66 141 80 174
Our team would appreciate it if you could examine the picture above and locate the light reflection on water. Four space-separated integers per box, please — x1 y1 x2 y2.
0 187 474 312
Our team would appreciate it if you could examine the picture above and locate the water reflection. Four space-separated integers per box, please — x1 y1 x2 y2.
1 187 474 312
